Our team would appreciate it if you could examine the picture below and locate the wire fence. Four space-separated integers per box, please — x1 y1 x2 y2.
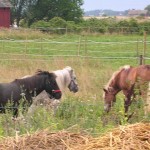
0 32 149 108
0 37 149 64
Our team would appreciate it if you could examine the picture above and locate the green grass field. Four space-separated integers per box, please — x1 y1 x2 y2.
0 29 150 137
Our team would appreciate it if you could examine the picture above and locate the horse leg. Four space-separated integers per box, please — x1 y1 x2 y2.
124 95 132 113
123 90 131 113
123 92 134 122
123 86 134 113
12 101 19 118
0 103 5 113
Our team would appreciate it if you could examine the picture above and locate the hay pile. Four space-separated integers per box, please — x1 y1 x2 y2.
0 130 90 150
73 122 150 150
0 123 150 150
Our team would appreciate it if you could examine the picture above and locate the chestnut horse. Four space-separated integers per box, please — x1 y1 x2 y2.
103 65 150 113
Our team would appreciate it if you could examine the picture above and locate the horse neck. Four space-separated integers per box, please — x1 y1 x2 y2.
107 71 121 94
17 75 45 95
54 69 71 92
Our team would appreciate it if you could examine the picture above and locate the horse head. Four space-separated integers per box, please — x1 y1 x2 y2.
103 87 116 112
39 71 62 99
65 66 79 93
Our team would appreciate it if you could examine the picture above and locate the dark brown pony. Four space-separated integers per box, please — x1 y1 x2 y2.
103 65 150 113
0 70 62 117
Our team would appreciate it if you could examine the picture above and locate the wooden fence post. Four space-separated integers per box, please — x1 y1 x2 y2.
143 31 146 64
78 36 81 56
136 39 139 64
84 36 87 56
65 27 68 35
139 55 143 65
40 38 43 54
25 31 27 59
2 38 4 52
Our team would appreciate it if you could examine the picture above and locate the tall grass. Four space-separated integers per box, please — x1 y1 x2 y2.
0 29 149 137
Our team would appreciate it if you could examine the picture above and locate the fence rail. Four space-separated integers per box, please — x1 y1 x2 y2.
0 37 149 62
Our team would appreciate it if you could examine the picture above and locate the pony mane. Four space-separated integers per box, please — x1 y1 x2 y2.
16 69 56 90
105 65 131 90
52 66 74 92
64 66 73 72
34 69 55 77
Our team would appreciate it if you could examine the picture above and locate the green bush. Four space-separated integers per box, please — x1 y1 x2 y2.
28 16 150 35
31 20 50 28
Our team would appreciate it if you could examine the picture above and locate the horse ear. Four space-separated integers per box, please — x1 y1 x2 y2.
35 69 43 74
50 72 57 79
66 66 73 74
103 88 108 93
108 87 114 92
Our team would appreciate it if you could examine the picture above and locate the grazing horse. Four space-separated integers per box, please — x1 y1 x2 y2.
103 65 150 113
0 70 62 117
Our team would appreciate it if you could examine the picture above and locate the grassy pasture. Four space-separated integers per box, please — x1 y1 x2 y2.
0 29 150 137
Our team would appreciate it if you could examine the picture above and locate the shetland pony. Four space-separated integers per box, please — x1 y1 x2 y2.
23 66 79 116
103 65 150 113
22 66 79 98
53 66 78 94
0 70 62 117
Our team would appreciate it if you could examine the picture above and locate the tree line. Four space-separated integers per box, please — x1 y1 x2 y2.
27 17 150 35
10 0 84 26
10 0 150 35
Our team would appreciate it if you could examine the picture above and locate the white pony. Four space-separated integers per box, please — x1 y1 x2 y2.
22 66 78 95
53 66 78 94
22 66 78 117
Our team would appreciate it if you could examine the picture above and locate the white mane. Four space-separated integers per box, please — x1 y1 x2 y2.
24 66 75 117
21 66 74 93
53 66 73 93
105 65 131 90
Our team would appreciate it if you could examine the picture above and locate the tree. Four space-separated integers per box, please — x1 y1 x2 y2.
55 0 83 22
145 5 150 16
24 0 84 26
10 0 27 26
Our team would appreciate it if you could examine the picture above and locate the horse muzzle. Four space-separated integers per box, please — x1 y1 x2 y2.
52 90 62 99
68 84 79 93
104 104 110 113
73 86 79 93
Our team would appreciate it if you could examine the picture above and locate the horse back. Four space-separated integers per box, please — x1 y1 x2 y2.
136 65 150 81
118 67 137 90
0 81 21 104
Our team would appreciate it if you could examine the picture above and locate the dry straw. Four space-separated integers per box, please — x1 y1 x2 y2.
0 123 150 150
73 122 150 150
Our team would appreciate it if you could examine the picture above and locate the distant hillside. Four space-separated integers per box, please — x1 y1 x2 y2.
84 9 128 16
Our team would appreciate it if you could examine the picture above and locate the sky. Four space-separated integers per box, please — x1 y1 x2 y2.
82 0 150 11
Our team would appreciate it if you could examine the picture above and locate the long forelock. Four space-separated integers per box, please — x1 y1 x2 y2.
105 65 131 90
64 66 72 71
53 68 71 91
